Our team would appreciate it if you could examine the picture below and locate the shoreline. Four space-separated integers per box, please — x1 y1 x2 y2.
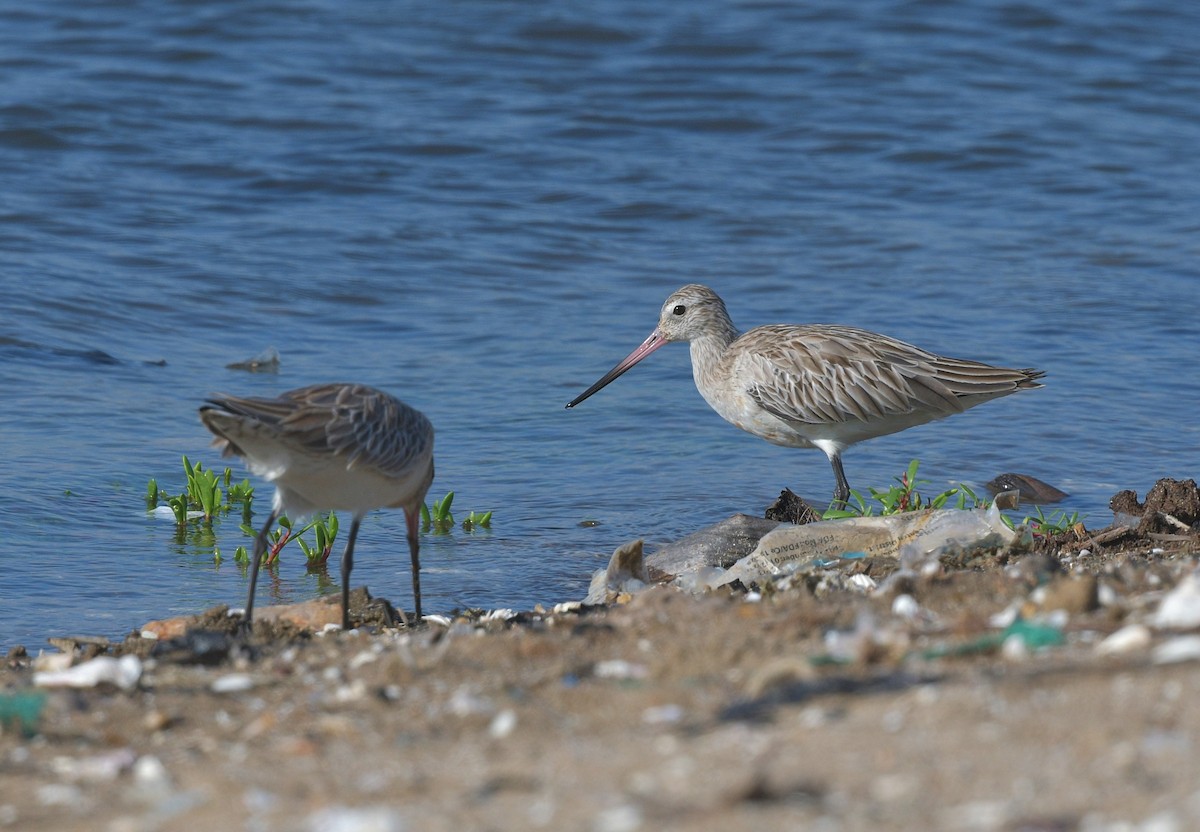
3 482 1199 831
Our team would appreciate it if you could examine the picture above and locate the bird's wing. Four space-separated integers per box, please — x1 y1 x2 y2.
212 383 433 479
741 325 967 425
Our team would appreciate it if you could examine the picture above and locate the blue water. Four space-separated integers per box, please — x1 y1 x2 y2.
2 1 1197 651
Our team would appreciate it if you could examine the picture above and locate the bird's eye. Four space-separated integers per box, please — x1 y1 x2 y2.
672 304 686 316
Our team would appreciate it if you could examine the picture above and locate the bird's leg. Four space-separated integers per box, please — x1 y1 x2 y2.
405 506 423 623
340 514 363 630
243 505 280 630
829 452 852 508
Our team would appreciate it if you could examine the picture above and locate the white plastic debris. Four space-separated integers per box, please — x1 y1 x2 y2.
151 505 204 521
672 566 728 594
51 748 137 782
1095 624 1152 656
1151 572 1200 630
716 503 1017 588
586 540 650 605
848 573 877 592
33 654 142 692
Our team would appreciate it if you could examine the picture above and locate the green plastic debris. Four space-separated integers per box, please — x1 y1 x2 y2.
920 618 1065 660
0 691 48 736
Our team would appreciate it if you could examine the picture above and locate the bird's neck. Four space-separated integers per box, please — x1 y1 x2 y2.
688 319 740 391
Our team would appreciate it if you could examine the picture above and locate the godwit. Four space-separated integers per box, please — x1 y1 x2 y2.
199 382 434 629
566 284 1043 505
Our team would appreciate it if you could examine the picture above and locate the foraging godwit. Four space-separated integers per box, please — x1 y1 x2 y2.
567 284 1043 505
199 383 434 628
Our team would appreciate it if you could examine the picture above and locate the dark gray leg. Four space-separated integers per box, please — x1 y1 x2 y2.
830 453 851 507
341 514 363 630
405 507 423 622
244 505 281 628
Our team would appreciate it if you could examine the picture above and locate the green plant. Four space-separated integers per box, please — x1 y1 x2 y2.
421 491 455 534
462 510 493 531
821 460 988 520
240 516 296 566
149 458 257 531
297 513 339 566
1019 507 1083 538
183 455 223 521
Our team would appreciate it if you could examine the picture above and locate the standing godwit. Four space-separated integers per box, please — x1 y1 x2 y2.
566 284 1043 505
199 382 434 629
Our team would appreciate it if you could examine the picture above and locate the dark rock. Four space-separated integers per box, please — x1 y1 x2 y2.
151 629 234 665
1140 478 1200 529
764 489 820 525
1108 478 1200 536
1108 489 1142 517
985 473 1068 504
645 514 781 580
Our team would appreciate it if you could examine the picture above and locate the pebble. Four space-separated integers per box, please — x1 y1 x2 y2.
350 649 379 669
940 799 1011 830
488 709 517 739
891 594 920 620
211 673 256 693
1097 582 1119 607
447 686 493 717
989 604 1021 629
36 784 86 809
1034 575 1099 614
1152 635 1200 665
1001 635 1030 662
594 660 648 681
592 804 643 832
308 806 405 832
641 704 684 725
332 681 368 703
132 755 173 800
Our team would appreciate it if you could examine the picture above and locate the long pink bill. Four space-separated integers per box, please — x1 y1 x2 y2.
566 328 668 408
